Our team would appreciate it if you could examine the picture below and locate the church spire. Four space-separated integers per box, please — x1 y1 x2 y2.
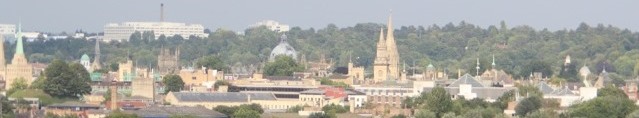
15 22 24 54
492 54 496 68
476 58 480 76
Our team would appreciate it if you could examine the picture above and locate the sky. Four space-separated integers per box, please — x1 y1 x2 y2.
0 0 638 33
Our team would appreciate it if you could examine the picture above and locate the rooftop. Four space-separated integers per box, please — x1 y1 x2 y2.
170 92 276 102
127 106 227 118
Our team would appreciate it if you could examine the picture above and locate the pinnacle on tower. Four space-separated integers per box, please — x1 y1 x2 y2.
492 54 496 68
16 22 24 54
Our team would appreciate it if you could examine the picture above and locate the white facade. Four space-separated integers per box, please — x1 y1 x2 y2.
252 20 290 32
0 24 15 35
103 22 207 42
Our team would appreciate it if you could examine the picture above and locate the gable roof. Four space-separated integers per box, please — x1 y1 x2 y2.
537 82 555 94
449 74 484 87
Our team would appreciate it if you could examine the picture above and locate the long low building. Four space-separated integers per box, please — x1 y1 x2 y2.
165 92 308 110
103 22 207 42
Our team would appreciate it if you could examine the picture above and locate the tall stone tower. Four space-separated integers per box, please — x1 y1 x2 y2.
158 47 179 75
373 28 389 82
373 13 401 82
6 23 33 89
385 14 400 80
91 40 101 70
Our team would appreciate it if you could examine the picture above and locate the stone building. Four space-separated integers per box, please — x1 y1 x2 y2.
373 14 402 82
5 23 33 89
158 48 179 75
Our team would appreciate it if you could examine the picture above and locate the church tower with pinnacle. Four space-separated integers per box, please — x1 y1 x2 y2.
373 12 401 82
6 22 33 89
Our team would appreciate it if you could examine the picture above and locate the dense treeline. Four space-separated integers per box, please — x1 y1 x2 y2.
12 21 639 81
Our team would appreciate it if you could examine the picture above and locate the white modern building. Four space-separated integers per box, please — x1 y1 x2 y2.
251 20 290 32
0 24 16 41
103 22 207 42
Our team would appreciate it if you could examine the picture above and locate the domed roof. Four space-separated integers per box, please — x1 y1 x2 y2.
81 54 90 61
269 34 297 61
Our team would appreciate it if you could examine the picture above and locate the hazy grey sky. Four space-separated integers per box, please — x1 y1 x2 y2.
1 0 638 33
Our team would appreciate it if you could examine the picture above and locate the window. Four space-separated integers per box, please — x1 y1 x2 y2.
192 77 196 80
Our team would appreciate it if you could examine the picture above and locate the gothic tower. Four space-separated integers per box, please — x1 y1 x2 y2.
385 13 401 80
373 28 389 82
91 40 101 70
6 23 33 89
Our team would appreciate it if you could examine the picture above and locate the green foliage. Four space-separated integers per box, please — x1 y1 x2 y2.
440 112 460 118
391 114 407 118
516 96 543 116
321 104 349 114
415 109 436 118
263 56 303 76
30 75 46 89
7 77 28 95
45 113 80 118
106 111 139 118
239 103 264 114
213 104 264 117
558 63 579 82
494 90 515 110
516 84 543 98
425 87 453 117
519 60 553 78
233 107 261 118
214 105 238 116
214 80 230 90
195 55 227 71
569 96 637 118
319 78 350 88
598 85 628 98
9 89 61 105
162 74 185 93
42 59 92 98
627 110 639 118
286 105 303 113
309 112 333 118
525 109 558 118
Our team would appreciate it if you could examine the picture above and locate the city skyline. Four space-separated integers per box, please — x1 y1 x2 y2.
1 0 639 32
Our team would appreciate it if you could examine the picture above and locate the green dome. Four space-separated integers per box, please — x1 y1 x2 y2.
81 54 90 61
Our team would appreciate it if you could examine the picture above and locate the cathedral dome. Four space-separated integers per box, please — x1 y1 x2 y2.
269 34 297 61
81 54 90 62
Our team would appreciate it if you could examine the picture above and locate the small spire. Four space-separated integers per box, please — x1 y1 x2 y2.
476 58 480 76
492 54 496 67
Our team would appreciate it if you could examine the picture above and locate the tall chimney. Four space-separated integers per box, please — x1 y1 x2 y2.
110 80 118 110
160 3 165 22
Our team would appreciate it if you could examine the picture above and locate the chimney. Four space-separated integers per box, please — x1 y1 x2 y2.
160 3 165 22
110 80 118 110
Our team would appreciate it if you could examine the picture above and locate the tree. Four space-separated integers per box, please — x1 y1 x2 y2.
515 96 542 116
7 77 28 95
415 109 436 118
214 105 238 116
309 112 332 118
30 75 46 89
195 55 227 71
425 86 453 117
519 60 553 78
286 105 303 113
239 103 264 114
263 56 303 76
525 109 558 118
391 114 407 118
569 96 637 118
233 107 260 118
322 104 349 113
598 85 627 98
43 60 92 98
162 74 184 93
